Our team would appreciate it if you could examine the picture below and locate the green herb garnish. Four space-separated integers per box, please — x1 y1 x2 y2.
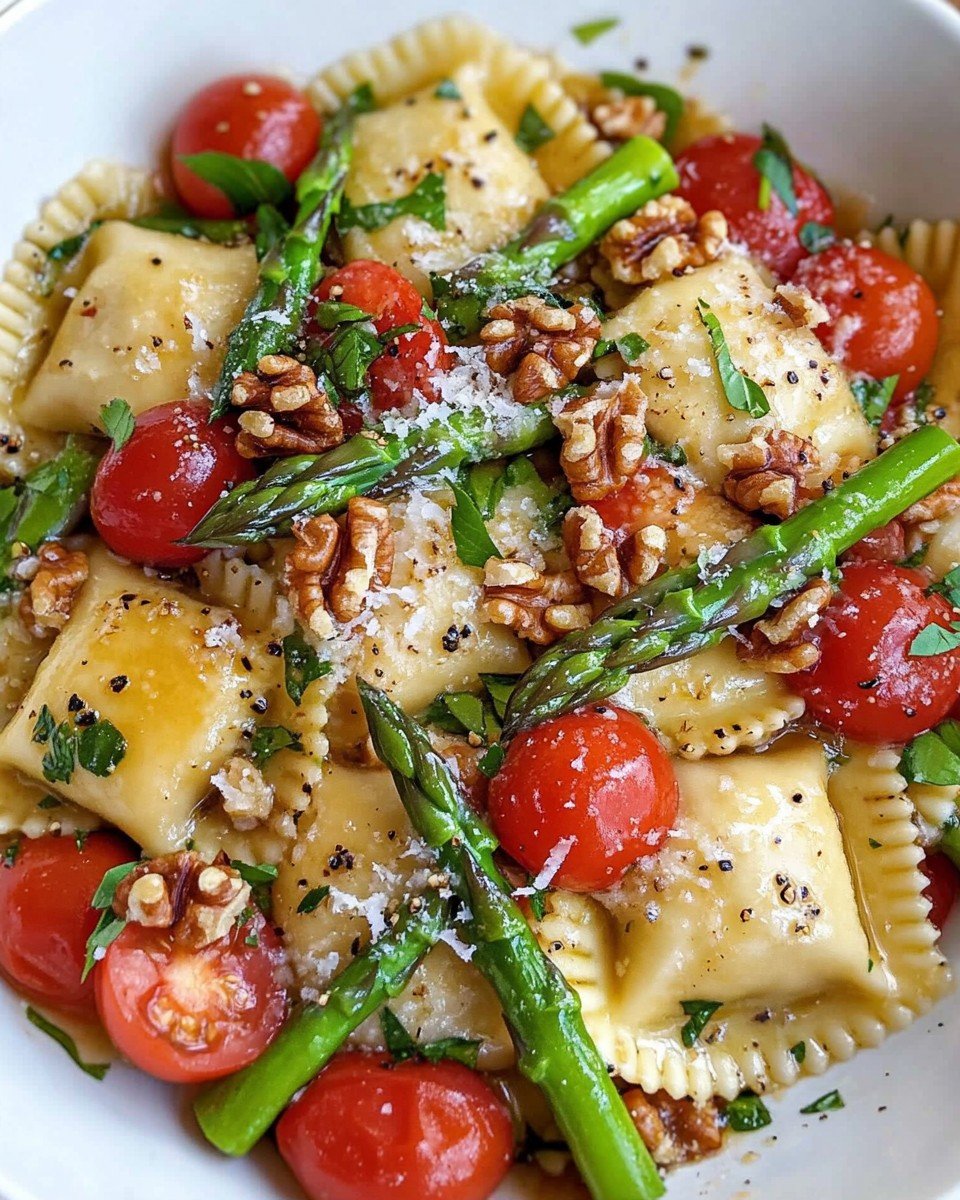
900 720 960 786
26 1007 110 1080
81 860 140 980
339 172 446 233
571 17 619 44
790 1040 806 1064
449 477 502 568
249 726 303 767
697 298 769 417
297 885 331 915
434 79 462 100
679 998 722 1047
799 221 836 253
99 399 136 452
851 375 899 428
177 152 292 214
753 123 797 214
282 626 331 705
516 105 556 154
381 1006 481 1068
725 1091 772 1132
800 1090 844 1114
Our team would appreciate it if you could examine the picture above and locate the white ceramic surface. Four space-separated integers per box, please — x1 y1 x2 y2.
1 1 959 1198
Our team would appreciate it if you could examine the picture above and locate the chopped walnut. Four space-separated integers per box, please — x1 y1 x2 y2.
737 577 833 674
901 478 960 529
555 376 648 502
623 1089 723 1167
232 354 344 458
774 281 829 329
719 431 821 520
287 497 394 635
590 94 667 142
19 542 88 637
479 296 600 403
112 851 252 950
564 506 666 598
482 559 592 645
599 196 727 286
212 755 275 831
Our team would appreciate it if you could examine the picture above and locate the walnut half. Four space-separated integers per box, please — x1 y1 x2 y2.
737 577 833 673
479 296 600 403
482 559 592 645
19 542 88 638
623 1089 723 1167
563 506 666 598
719 430 821 521
233 354 344 458
555 375 648 503
599 196 727 286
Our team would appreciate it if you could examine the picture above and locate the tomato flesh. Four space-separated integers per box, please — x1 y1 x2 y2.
589 463 692 543
91 400 255 568
488 706 679 892
171 75 320 218
312 261 425 335
788 563 960 742
676 132 834 277
792 243 939 400
921 852 960 930
94 914 286 1082
276 1051 514 1200
0 833 134 1016
842 520 906 566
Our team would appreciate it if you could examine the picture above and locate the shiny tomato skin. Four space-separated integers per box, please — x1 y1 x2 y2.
589 463 691 543
312 261 424 335
276 1051 514 1200
367 319 452 412
788 563 960 742
171 75 320 218
95 914 286 1083
91 400 255 568
842 519 906 566
792 243 939 400
676 132 834 277
0 833 134 1016
488 706 679 892
921 852 960 930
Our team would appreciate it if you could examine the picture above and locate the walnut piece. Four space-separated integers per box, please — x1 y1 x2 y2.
212 755 275 831
591 94 667 142
112 851 252 950
901 478 960 529
719 431 821 520
774 281 830 329
737 577 833 674
563 506 666 598
482 559 592 645
555 376 648 502
479 296 600 403
287 496 394 635
623 1089 723 1167
599 196 727 286
232 354 344 458
19 542 88 637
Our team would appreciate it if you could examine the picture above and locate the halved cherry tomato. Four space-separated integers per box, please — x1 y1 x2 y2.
792 243 939 400
488 706 678 892
0 833 134 1016
95 913 286 1083
91 400 255 569
171 75 321 218
676 132 834 277
312 261 424 335
842 519 906 566
276 1051 514 1200
788 562 960 742
920 852 960 930
589 463 693 543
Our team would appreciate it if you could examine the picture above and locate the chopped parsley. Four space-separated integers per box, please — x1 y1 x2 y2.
516 105 555 154
851 374 899 427
753 123 797 214
282 625 331 705
26 1007 110 1080
478 743 505 778
32 705 126 784
679 998 722 1047
297 885 331 915
697 298 769 417
571 17 620 44
899 719 960 786
790 1040 806 1064
724 1090 772 1132
99 398 136 451
82 860 140 980
381 1006 481 1068
800 1089 845 1114
799 221 836 253
594 333 650 364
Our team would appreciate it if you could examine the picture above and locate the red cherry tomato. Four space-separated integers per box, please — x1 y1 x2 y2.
312 261 425 335
0 833 134 1016
792 243 939 400
788 562 960 742
91 400 255 569
488 706 679 892
171 75 320 218
276 1051 514 1200
842 519 906 566
676 132 834 277
589 463 692 543
95 913 286 1083
920 852 960 930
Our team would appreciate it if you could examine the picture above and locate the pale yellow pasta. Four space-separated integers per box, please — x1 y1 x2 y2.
923 509 960 579
195 548 295 639
672 96 732 153
909 782 958 845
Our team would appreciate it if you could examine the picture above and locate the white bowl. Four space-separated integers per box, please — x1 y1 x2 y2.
1 1 959 1198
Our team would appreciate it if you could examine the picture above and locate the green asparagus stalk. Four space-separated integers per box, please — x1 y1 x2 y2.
432 135 678 338
184 402 556 546
209 91 367 419
193 891 445 1155
358 681 664 1200
503 425 960 737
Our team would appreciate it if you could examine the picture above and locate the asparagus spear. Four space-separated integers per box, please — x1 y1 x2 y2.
194 891 445 1155
209 91 369 419
184 402 555 546
358 681 664 1200
432 135 678 338
503 425 960 736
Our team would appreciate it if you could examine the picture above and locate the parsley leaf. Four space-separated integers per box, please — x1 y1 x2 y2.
851 375 899 427
381 1007 481 1068
598 72 685 147
99 399 135 451
177 152 292 214
680 998 722 1047
616 332 650 364
449 477 502 568
32 705 56 744
516 105 555 154
931 565 960 608
753 123 797 215
26 1007 110 1079
644 434 687 466
799 221 836 253
231 860 279 916
571 17 619 43
282 626 331 705
899 720 960 786
697 298 769 417
480 674 520 720
297 884 331 915
503 455 572 532
725 1091 772 1132
249 725 303 767
909 622 960 657
800 1090 844 1114
82 860 139 981
790 1040 806 1064
76 719 126 777
434 79 462 100
253 203 290 261
339 172 446 233
478 743 505 778
42 722 77 784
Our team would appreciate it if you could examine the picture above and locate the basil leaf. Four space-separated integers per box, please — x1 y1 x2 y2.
909 622 960 657
644 434 687 466
900 720 960 786
381 1007 481 1067
47 230 93 263
177 152 292 214
680 998 722 1047
26 1007 109 1080
516 105 555 154
311 299 373 331
422 690 500 742
81 910 126 982
133 213 251 245
381 1006 419 1060
478 743 505 778
32 705 56 744
99 399 135 452
322 321 383 394
799 221 836 253
420 694 471 735
37 795 61 809
571 17 619 43
617 332 650 364
449 478 502 569
434 79 462 100
41 722 77 784
790 1040 806 1064
851 375 899 427
249 726 303 767
753 123 797 215
91 860 140 910
253 203 290 261
503 455 572 531
480 674 520 720
913 380 937 415
527 881 548 921
297 884 330 914
420 1036 481 1069
696 298 769 417
598 72 685 147
339 172 446 233
76 719 126 777
725 1091 772 1132
282 625 331 705
930 565 960 609
800 1090 844 1114
465 461 507 521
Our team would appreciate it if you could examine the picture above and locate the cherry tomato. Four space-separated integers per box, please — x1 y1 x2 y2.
589 463 693 543
788 562 960 742
792 243 939 400
171 75 320 218
312 261 425 335
95 913 286 1083
0 833 134 1016
276 1051 514 1200
488 706 678 892
842 519 906 566
676 132 834 277
91 400 255 569
920 852 960 930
